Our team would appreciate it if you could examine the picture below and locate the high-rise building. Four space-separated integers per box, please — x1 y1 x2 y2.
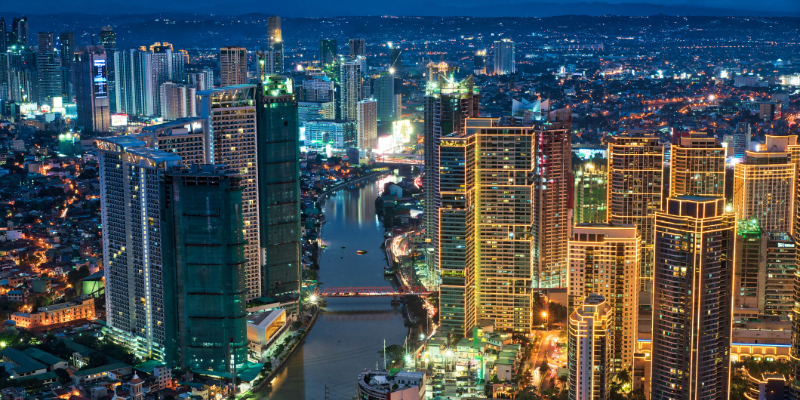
188 67 214 91
0 18 7 54
267 16 282 44
568 225 639 372
11 17 28 47
74 46 110 132
302 75 334 102
257 46 284 77
388 42 402 72
493 39 515 75
607 134 664 292
37 32 54 54
304 119 355 151
733 219 795 318
160 82 196 121
437 133 476 338
375 72 399 122
59 32 75 67
733 135 796 233
568 293 612 400
573 161 607 224
99 26 117 50
651 196 733 400
161 165 249 372
198 85 262 299
733 122 751 160
356 99 377 150
96 136 183 361
339 59 362 121
256 76 301 298
219 46 248 87
135 117 209 166
474 50 486 75
349 38 366 58
423 71 479 279
669 132 726 197
151 45 186 117
298 101 335 126
113 49 154 116
36 51 62 106
320 39 337 67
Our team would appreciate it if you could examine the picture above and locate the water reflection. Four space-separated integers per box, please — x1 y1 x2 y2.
257 175 405 400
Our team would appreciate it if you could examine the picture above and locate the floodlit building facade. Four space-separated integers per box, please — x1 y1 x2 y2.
493 39 515 75
568 293 612 400
573 161 607 224
356 98 377 150
669 132 725 197
219 46 247 87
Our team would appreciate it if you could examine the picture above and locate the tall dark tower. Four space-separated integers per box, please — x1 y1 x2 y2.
349 38 366 57
11 17 28 47
59 32 75 66
0 18 7 54
99 26 116 50
320 39 337 67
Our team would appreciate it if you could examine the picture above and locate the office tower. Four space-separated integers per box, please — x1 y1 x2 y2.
493 39 515 75
733 135 796 233
36 51 62 106
474 50 486 75
267 15 281 44
651 196 733 400
375 72 399 122
302 75 334 102
151 45 186 118
11 17 28 47
8 65 37 103
607 134 664 292
99 27 116 50
188 67 214 91
733 219 795 318
161 165 248 372
388 42 402 73
257 46 284 77
256 76 301 298
37 32 54 54
568 225 639 372
568 294 611 400
339 59 362 121
298 101 335 126
733 122 751 160
573 160 607 224
437 134 476 338
304 120 355 151
160 82 196 121
198 85 261 299
356 99 377 150
74 46 110 132
423 72 479 277
669 132 726 197
96 136 183 360
59 32 75 67
219 46 248 87
320 39 337 67
114 49 154 116
349 38 366 57
134 118 209 166
0 18 6 54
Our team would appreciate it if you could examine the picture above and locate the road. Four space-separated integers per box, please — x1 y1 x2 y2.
530 330 565 391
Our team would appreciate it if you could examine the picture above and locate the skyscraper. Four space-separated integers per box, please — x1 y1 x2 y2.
219 46 248 87
573 160 607 224
356 98 377 150
568 293 611 400
669 132 726 197
11 17 28 47
733 135 795 233
96 135 183 361
198 85 262 300
349 38 366 58
257 46 284 77
161 164 248 373
733 219 795 318
339 59 362 121
59 32 75 66
256 77 301 298
302 75 334 102
36 51 62 106
150 45 186 117
0 18 7 54
113 49 154 116
188 67 214 91
493 39 515 75
733 122 751 160
37 32 54 54
651 196 733 400
99 26 117 50
74 46 110 132
423 71 479 278
607 134 664 292
267 15 282 44
388 42 402 72
304 120 355 151
568 224 639 372
474 50 486 75
134 117 209 166
160 82 196 121
375 72 399 122
320 39 337 67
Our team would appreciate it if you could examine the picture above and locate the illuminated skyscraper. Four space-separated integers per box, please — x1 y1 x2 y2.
113 49 154 116
733 122 751 160
568 293 612 400
651 196 733 400
74 46 110 132
568 224 639 372
0 18 7 54
573 161 607 224
733 135 796 233
188 67 214 91
339 59 362 121
356 98 377 150
257 46 284 77
375 72 399 122
607 134 664 292
388 42 402 73
198 85 262 299
99 26 116 50
349 38 366 57
267 15 282 43
160 82 196 121
473 50 486 75
669 132 725 197
37 32 54 54
219 46 248 87
423 71 479 280
36 51 62 106
59 32 75 66
151 45 186 118
320 39 337 67
11 17 28 47
134 117 209 166
493 39 515 75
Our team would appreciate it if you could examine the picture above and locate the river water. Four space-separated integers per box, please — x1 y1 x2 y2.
257 174 407 400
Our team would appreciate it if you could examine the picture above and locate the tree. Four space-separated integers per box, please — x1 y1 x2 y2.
516 386 542 400
54 368 71 384
539 360 550 375
378 344 406 368
85 352 107 369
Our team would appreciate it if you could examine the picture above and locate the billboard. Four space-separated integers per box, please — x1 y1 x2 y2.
92 59 108 99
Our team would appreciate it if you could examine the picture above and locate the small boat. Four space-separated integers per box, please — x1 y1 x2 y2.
320 245 327 249
357 250 368 255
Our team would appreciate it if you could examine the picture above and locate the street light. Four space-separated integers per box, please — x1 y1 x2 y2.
542 311 548 329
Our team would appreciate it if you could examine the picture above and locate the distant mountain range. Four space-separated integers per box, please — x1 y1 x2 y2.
2 0 797 17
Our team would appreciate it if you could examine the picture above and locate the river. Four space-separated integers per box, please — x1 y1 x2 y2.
257 174 407 400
